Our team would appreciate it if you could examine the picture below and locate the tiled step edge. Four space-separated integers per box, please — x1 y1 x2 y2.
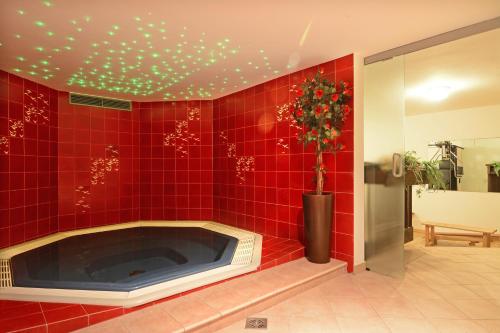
189 259 347 333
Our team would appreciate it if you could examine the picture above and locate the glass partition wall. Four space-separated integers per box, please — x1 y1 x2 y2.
364 56 406 277
364 28 500 277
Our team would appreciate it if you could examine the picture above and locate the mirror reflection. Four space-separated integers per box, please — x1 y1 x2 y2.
426 138 500 193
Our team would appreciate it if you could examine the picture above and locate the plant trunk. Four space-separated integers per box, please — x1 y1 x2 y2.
316 139 323 194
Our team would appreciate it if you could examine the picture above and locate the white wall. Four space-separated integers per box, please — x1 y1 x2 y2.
405 105 500 157
412 190 500 231
405 104 500 231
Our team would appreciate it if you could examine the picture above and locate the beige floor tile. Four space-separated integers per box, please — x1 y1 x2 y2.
288 315 341 333
357 282 402 298
409 271 457 285
487 262 500 271
215 322 247 333
395 281 444 300
328 297 378 318
381 316 438 333
312 278 364 299
448 299 500 320
367 297 423 318
159 294 220 329
411 298 467 319
258 291 332 318
121 307 184 333
77 320 129 333
479 272 500 284
442 271 492 285
429 284 483 299
336 316 390 333
459 264 499 274
390 272 426 287
351 271 396 285
464 285 500 299
474 320 500 333
429 319 489 333
195 284 252 315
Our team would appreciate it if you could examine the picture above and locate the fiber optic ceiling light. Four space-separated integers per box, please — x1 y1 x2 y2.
0 0 498 101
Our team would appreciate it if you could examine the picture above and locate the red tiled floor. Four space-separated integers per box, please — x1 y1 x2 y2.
0 234 304 333
0 312 46 333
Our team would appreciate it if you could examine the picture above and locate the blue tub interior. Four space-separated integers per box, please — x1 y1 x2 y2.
11 227 238 292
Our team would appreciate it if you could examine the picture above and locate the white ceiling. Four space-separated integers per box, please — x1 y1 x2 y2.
405 28 500 115
1 0 499 101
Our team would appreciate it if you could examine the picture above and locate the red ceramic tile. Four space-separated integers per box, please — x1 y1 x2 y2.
0 312 46 333
0 302 41 318
11 325 48 333
2 54 353 293
43 304 86 324
47 316 88 333
81 304 121 315
335 252 354 272
335 212 354 235
335 193 354 214
335 232 354 256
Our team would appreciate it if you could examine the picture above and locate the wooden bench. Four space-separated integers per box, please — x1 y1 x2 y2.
421 222 497 247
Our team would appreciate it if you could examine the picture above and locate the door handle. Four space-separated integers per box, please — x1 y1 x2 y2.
392 153 403 178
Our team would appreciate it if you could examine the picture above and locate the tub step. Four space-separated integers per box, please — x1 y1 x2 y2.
77 258 347 333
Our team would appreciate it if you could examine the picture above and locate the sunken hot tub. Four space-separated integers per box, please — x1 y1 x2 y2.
0 221 262 307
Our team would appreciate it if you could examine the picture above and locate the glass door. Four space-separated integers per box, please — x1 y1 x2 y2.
364 55 405 277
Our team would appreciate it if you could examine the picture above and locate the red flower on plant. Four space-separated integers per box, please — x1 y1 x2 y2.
311 129 318 137
322 138 329 144
343 89 352 97
315 89 324 98
343 105 350 113
331 94 339 102
344 81 350 88
315 105 322 116
331 129 339 137
296 108 303 117
324 122 331 129
296 88 304 97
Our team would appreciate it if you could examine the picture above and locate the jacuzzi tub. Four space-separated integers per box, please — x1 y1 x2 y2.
0 221 262 307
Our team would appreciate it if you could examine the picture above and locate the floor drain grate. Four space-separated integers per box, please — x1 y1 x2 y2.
245 317 268 329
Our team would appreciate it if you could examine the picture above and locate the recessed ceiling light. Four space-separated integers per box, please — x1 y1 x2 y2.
406 78 472 102
426 85 451 101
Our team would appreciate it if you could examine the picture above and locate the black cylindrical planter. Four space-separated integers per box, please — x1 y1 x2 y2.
302 192 333 263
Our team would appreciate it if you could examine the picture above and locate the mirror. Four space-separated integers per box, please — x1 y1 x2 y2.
427 138 500 193
404 29 500 195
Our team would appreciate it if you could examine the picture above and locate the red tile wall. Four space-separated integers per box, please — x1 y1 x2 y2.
56 92 141 230
212 55 354 270
1 54 354 271
138 101 213 220
0 71 59 248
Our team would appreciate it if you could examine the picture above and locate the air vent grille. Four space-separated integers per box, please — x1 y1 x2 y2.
70 93 131 111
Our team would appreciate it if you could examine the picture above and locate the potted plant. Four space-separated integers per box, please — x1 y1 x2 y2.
291 70 352 263
486 162 500 192
403 151 446 196
487 161 500 176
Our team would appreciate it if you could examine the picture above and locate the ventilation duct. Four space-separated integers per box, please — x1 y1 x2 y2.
69 93 131 111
